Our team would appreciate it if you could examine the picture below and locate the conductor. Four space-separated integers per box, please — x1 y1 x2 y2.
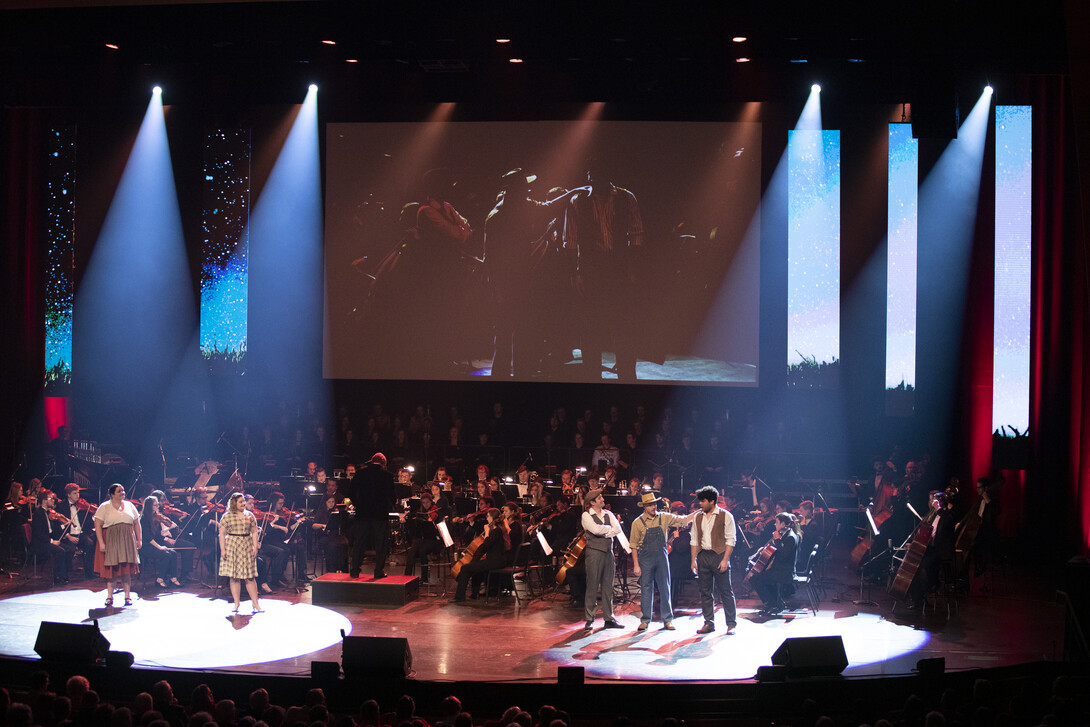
346 452 396 580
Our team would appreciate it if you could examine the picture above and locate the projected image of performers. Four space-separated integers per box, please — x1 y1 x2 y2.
324 120 761 384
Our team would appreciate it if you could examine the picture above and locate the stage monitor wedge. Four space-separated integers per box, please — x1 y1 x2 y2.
34 621 110 663
341 634 412 678
770 635 848 677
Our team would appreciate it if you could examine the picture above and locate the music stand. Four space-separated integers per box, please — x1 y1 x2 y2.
853 509 883 606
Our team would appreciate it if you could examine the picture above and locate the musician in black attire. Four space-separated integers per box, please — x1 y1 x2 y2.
32 490 74 585
452 507 505 601
402 491 451 581
62 483 97 578
311 479 349 573
905 490 960 609
346 452 396 580
749 512 800 615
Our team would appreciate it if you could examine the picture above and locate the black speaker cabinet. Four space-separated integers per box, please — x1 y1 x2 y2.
341 635 411 678
34 621 110 663
771 635 848 677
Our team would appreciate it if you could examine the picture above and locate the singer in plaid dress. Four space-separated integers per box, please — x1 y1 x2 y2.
218 492 263 614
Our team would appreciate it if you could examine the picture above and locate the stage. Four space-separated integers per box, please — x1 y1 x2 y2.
0 557 1065 684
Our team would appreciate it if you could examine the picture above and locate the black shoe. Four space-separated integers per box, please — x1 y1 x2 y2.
583 621 593 630
348 572 360 579
372 571 386 580
54 577 69 586
604 620 624 629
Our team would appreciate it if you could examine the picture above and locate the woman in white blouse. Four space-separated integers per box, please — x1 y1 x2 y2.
94 483 142 607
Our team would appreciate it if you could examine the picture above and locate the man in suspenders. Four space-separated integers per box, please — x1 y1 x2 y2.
630 489 696 631
691 486 738 634
581 489 624 630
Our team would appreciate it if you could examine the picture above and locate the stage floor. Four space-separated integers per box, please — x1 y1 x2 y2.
0 557 1064 683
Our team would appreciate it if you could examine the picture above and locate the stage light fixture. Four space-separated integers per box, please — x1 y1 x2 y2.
812 83 821 93
985 85 994 95
105 43 119 50
321 40 336 45
309 84 318 92
152 86 162 95
346 59 358 63
732 36 747 43
509 58 523 63
736 57 751 63
496 38 511 44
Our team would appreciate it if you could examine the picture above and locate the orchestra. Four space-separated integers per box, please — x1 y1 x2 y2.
2 426 1003 627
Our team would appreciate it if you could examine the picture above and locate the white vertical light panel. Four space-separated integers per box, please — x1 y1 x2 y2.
886 123 919 392
992 106 1032 434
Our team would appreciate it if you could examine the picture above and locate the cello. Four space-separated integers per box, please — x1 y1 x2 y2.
888 482 956 601
554 534 587 585
450 534 485 579
743 537 778 587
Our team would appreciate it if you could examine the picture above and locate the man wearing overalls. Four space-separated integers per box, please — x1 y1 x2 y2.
630 489 696 631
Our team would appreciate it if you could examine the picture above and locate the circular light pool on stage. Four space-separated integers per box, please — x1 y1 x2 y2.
544 609 930 681
0 590 352 670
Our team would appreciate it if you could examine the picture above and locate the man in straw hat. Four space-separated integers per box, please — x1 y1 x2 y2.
580 488 624 631
629 488 696 631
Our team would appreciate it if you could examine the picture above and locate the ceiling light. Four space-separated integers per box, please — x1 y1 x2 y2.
736 57 750 63
346 59 358 63
321 40 336 45
496 38 511 44
509 58 523 63
105 43 119 50
732 36 747 43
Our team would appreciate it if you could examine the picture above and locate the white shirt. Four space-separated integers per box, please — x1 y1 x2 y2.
581 508 621 537
697 507 737 551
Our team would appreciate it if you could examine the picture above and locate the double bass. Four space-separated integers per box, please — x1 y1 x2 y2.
851 477 898 564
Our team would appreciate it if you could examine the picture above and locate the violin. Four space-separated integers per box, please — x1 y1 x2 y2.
46 509 71 525
75 498 98 514
161 502 187 520
202 501 226 513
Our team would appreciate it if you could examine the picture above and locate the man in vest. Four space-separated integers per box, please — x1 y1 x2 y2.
581 488 624 630
691 485 738 634
630 488 696 631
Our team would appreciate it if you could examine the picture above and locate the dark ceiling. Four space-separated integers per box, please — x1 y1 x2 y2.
0 0 1072 116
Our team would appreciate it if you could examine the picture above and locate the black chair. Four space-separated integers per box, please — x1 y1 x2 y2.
792 544 821 615
485 541 527 606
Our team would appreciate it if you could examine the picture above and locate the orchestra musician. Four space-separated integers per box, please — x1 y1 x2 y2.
61 484 96 578
798 499 825 566
581 488 624 630
138 495 181 587
629 489 696 631
963 476 1001 579
311 477 349 574
267 492 310 584
749 512 801 615
243 494 276 593
1 481 30 558
451 507 504 602
904 489 960 609
148 489 195 581
401 491 450 581
94 484 141 607
32 489 74 585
